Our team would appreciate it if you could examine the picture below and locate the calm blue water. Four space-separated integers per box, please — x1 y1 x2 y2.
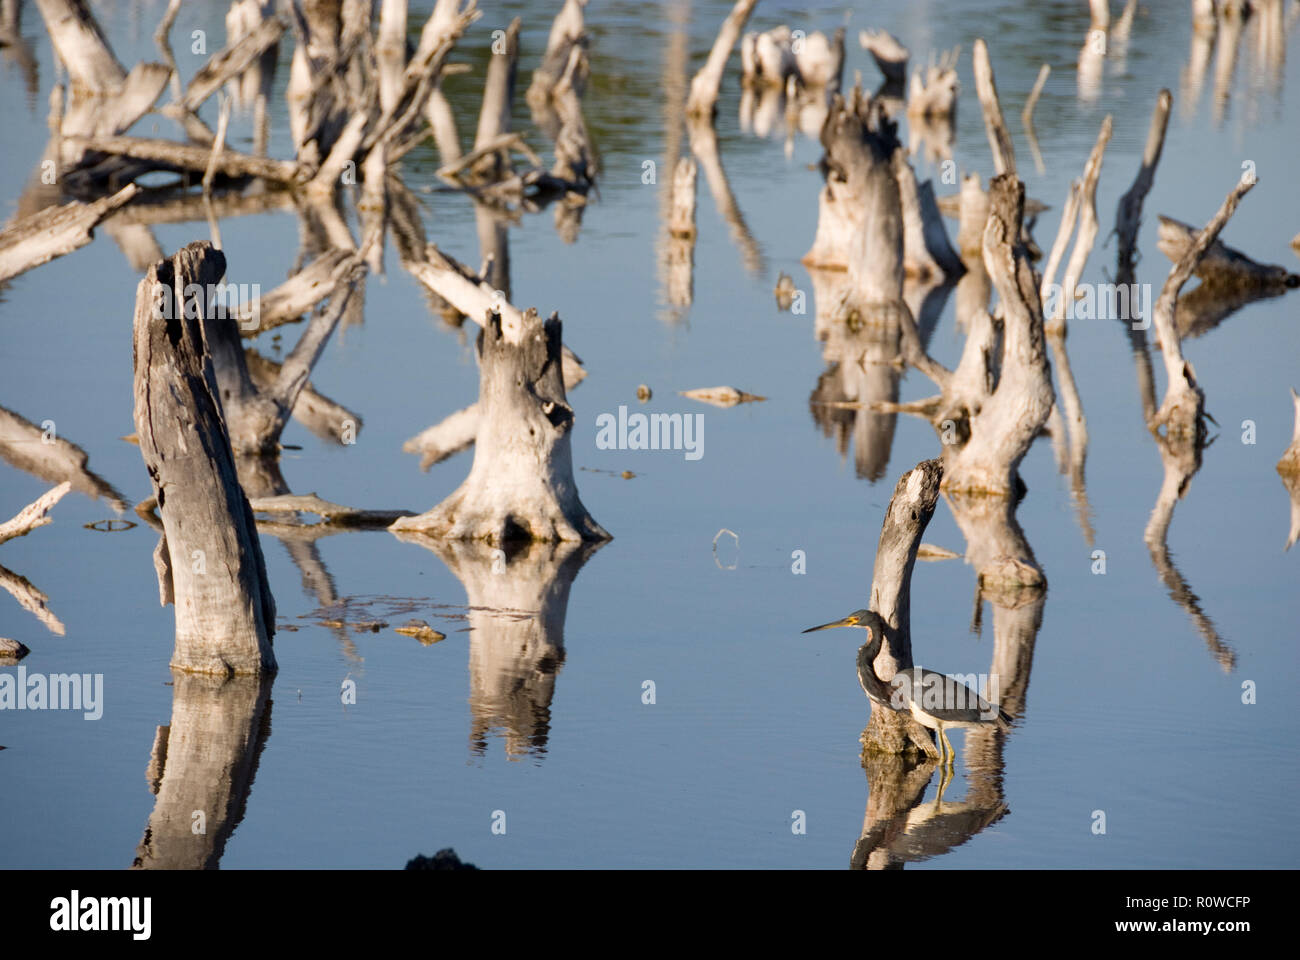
0 0 1297 868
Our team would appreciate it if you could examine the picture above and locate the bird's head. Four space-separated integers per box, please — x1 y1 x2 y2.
802 609 886 650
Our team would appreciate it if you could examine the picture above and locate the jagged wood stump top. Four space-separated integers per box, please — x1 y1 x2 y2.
132 241 276 675
392 308 609 544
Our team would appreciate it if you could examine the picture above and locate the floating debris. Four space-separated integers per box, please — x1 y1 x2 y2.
679 386 766 407
83 518 137 533
395 621 447 645
637 384 652 402
621 470 636 480
352 620 389 633
774 272 796 310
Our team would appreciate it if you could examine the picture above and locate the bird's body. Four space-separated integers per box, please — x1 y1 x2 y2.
805 608 1012 766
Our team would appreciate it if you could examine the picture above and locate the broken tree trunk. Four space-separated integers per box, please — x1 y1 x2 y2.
943 175 1054 496
863 458 946 758
131 242 276 675
391 309 608 543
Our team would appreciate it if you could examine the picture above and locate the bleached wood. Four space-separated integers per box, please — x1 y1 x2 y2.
131 242 276 675
391 310 608 543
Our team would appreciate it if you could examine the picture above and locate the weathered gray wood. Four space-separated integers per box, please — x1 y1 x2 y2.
131 242 276 675
0 183 138 282
391 309 608 543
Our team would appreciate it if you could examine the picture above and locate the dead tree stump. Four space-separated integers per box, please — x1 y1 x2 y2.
863 458 947 757
132 242 276 675
392 309 609 543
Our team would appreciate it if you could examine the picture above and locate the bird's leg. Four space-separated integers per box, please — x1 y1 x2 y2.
935 762 953 806
941 727 955 771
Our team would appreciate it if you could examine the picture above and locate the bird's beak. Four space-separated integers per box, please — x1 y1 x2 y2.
802 615 857 634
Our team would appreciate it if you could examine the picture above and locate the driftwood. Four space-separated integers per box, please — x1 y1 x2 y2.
0 184 138 282
685 0 757 118
392 309 608 543
0 483 71 547
131 242 276 675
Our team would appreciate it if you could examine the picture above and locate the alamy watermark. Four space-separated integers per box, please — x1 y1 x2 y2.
0 667 103 720
151 281 261 332
595 405 703 461
1042 281 1154 329
890 669 1002 721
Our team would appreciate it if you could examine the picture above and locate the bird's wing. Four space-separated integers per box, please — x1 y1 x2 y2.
910 667 1001 724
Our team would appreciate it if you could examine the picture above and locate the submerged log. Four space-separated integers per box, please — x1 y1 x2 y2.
131 242 276 675
392 309 608 543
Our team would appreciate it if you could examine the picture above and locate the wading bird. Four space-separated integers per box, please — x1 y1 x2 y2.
803 609 1012 766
